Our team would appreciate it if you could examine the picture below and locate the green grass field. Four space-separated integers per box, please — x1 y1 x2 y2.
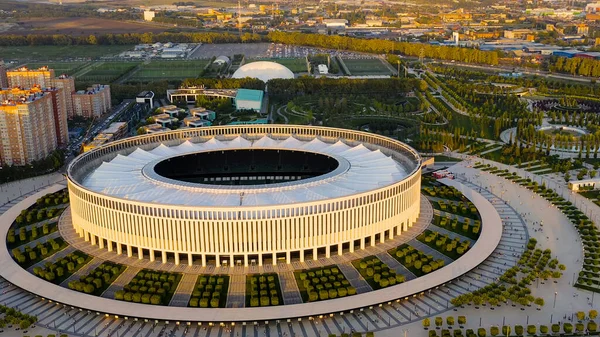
342 58 391 75
23 61 88 76
78 61 139 83
130 60 208 81
0 45 134 61
249 58 307 73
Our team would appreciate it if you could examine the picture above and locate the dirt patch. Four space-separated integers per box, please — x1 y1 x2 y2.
6 17 168 35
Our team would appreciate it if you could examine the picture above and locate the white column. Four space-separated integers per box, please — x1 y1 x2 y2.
325 246 330 258
338 243 343 256
127 245 133 257
188 253 193 266
300 250 305 263
360 238 365 250
286 251 291 264
244 254 249 267
107 240 113 252
272 253 277 266
215 255 221 267
84 231 89 242
161 251 167 264
116 244 122 255
258 254 263 266
312 248 318 260
174 253 180 266
201 254 207 267
99 238 105 249
149 249 155 262
380 232 385 244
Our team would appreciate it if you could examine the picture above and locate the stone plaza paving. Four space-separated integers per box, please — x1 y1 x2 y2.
0 157 597 337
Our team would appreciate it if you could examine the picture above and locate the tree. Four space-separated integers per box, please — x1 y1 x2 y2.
423 318 431 329
504 325 513 336
490 326 499 336
590 309 598 319
577 311 586 321
435 317 443 327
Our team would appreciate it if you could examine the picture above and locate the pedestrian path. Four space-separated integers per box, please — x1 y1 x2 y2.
102 266 140 299
59 257 104 287
226 274 246 308
169 273 198 307
279 271 303 305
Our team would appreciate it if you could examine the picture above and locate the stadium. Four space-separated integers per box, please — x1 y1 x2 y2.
66 125 422 268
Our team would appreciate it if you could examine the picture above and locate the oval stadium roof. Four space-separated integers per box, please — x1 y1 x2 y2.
232 61 294 82
80 135 409 207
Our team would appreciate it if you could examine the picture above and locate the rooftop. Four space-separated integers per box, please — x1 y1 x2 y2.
236 89 264 102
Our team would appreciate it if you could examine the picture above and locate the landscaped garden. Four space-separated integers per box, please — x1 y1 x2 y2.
7 221 59 249
69 261 125 296
451 238 563 308
188 274 230 308
417 230 471 260
351 256 405 290
433 215 480 240
294 266 356 303
388 244 445 277
11 238 67 268
32 250 91 285
13 189 68 227
246 273 284 307
115 269 182 305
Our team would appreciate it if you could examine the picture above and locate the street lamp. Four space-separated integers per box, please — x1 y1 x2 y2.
553 292 557 308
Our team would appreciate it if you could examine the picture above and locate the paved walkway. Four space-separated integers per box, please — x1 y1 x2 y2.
169 274 198 307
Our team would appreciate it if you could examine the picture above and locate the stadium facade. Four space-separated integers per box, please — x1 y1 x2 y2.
67 125 422 267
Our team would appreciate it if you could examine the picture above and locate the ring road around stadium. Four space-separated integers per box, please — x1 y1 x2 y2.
0 125 503 322
67 125 422 267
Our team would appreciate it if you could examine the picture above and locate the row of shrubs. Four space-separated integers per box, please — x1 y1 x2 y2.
296 267 356 302
12 238 65 267
7 222 57 248
33 250 90 284
69 261 124 295
418 230 471 259
15 189 68 226
427 321 598 337
480 167 592 290
188 275 229 308
0 305 38 330
451 238 561 308
115 270 181 306
422 185 463 200
247 273 283 307
435 216 480 239
389 244 445 277
353 256 405 290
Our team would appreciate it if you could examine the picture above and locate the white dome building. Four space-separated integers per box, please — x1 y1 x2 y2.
232 61 294 82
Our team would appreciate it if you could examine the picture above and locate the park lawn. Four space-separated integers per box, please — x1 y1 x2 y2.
342 58 391 75
350 256 402 291
433 155 462 162
130 59 208 81
0 45 134 61
250 58 307 73
293 266 355 303
23 61 88 75
78 61 139 83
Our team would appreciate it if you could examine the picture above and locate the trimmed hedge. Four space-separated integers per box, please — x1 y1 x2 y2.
188 274 230 308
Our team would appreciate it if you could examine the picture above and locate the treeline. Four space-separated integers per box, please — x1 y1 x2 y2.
181 78 265 90
268 77 419 97
548 56 600 78
267 31 500 65
0 31 261 46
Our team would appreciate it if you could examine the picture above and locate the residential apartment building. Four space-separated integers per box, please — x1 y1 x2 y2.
41 87 69 148
0 88 58 166
72 84 111 118
0 60 7 88
7 66 55 88
52 74 76 118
